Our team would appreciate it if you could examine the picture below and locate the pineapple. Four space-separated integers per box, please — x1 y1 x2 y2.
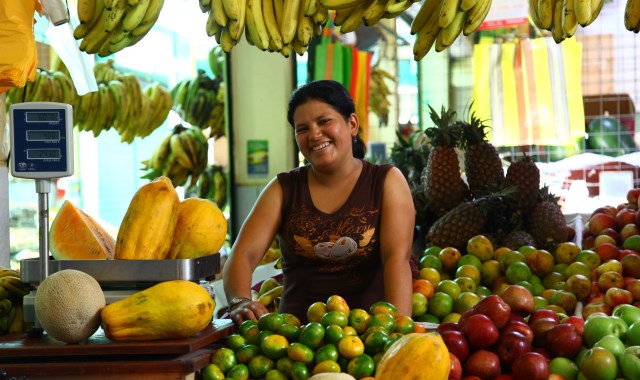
500 230 537 250
505 154 540 216
421 106 470 218
528 186 568 251
459 112 505 199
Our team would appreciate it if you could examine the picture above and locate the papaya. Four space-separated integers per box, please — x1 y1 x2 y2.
375 332 450 380
49 200 115 260
115 176 180 260
101 280 214 341
166 197 227 259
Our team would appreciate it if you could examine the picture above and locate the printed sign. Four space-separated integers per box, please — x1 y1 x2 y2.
247 140 268 177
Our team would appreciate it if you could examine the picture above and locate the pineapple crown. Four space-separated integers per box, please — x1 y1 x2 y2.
424 105 460 148
538 185 561 204
458 110 491 148
474 185 522 233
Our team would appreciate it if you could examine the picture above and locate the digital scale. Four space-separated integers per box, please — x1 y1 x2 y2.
9 102 220 327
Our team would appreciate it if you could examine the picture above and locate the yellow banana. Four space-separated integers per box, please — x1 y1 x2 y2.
625 0 640 30
463 0 491 35
0 277 30 298
436 10 465 51
0 269 21 279
460 0 478 11
551 0 566 42
340 0 374 32
258 276 281 296
413 4 441 60
135 0 164 30
587 0 603 25
529 0 542 29
574 0 591 26
320 0 366 9
0 299 12 317
274 0 285 27
228 0 247 40
77 0 96 23
363 0 390 26
296 4 314 45
304 0 318 15
250 0 271 50
263 0 284 50
122 0 151 32
222 0 240 20
0 285 8 300
258 285 284 306
384 0 411 17
281 0 301 43
312 2 329 23
439 0 461 28
537 0 554 29
104 0 118 10
104 0 128 33
8 304 24 335
411 0 444 35
563 0 578 37
200 0 212 12
211 0 228 27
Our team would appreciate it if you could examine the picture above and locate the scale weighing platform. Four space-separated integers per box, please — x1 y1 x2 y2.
9 102 221 325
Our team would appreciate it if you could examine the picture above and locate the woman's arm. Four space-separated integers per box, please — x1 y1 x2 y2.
379 166 415 316
223 177 284 323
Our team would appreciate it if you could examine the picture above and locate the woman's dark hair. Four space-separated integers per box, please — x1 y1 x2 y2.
287 80 366 159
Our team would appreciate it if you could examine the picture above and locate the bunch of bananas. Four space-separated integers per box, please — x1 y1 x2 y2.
188 164 228 209
625 0 640 32
411 0 493 61
0 267 32 336
141 125 209 188
5 69 77 108
321 0 416 34
369 65 394 126
530 0 603 42
172 70 226 138
73 0 165 57
254 277 284 311
74 59 173 142
199 0 329 56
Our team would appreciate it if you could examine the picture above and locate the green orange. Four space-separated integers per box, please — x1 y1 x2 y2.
258 312 285 332
235 344 261 364
210 347 236 373
368 313 396 333
264 369 289 380
238 320 258 337
338 336 365 359
394 315 415 335
315 343 339 363
324 324 345 346
225 334 246 352
320 310 349 328
290 361 311 380
307 302 327 323
282 313 301 327
419 254 443 272
277 323 301 342
261 334 289 360
248 355 275 379
348 308 371 335
422 245 443 258
225 363 249 380
286 342 314 365
369 301 397 317
276 356 294 374
299 322 325 350
326 295 350 314
201 364 225 380
364 330 390 355
347 354 375 379
313 360 342 375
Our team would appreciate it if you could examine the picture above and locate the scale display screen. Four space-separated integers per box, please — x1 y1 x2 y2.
9 102 74 179
26 112 60 123
27 149 62 160
26 130 60 142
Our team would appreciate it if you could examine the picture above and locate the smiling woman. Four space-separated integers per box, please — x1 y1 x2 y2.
223 80 416 324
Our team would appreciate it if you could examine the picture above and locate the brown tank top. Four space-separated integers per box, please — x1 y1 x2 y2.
276 160 392 322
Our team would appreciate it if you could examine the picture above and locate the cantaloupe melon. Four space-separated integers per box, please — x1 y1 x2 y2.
49 200 115 260
35 269 105 343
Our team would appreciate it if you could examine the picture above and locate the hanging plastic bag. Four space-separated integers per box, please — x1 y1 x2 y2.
0 0 40 95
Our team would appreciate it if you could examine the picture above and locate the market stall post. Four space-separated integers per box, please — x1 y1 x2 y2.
0 92 9 268
228 38 297 239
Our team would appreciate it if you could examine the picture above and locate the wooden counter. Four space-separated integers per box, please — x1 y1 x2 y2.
0 319 235 380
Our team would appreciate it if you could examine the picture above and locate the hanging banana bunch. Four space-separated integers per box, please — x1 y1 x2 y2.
188 165 229 210
530 0 604 42
410 0 494 61
369 65 394 126
198 0 329 56
141 125 209 188
73 0 165 57
171 70 226 138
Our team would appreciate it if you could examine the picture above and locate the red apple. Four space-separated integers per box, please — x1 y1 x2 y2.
460 314 499 349
563 315 585 335
510 351 549 380
463 350 501 380
508 312 527 324
529 317 558 347
458 294 511 331
544 323 583 359
596 243 620 262
501 320 534 343
582 302 613 319
437 322 459 334
598 271 625 293
500 285 534 316
589 213 617 235
619 249 640 262
528 309 560 325
622 253 640 278
626 279 640 301
582 235 596 250
441 330 470 362
617 209 637 228
598 228 621 245
532 346 553 361
604 287 634 308
627 188 640 205
496 331 532 367
449 353 462 380
620 224 640 242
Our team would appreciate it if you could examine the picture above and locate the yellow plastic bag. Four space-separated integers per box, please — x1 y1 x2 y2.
0 0 40 95
473 37 585 148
